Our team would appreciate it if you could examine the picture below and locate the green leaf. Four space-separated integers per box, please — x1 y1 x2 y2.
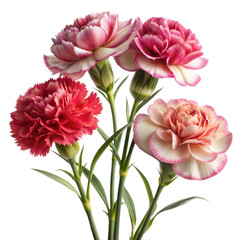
87 122 132 198
57 169 75 180
123 187 137 231
134 166 153 206
32 169 80 197
82 166 110 211
51 150 68 162
110 149 121 165
94 88 109 102
97 127 116 151
78 146 84 176
114 75 128 98
126 98 130 122
136 88 163 113
150 196 206 226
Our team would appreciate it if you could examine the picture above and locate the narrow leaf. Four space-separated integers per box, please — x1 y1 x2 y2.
114 75 128 98
123 187 137 230
57 169 75 180
126 98 130 122
150 196 206 225
136 88 163 113
82 166 109 211
94 88 109 102
97 127 116 151
134 166 153 206
32 169 79 197
87 122 132 197
78 146 84 176
51 150 68 162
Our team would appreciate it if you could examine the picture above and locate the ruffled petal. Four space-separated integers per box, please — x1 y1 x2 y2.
179 52 203 66
184 57 208 69
61 55 97 75
167 99 188 109
149 133 190 163
133 114 158 156
76 26 107 50
44 55 73 74
114 50 140 71
105 19 135 48
181 125 200 138
173 153 227 180
189 144 217 162
94 47 118 61
134 53 173 78
167 44 186 64
147 98 167 126
156 128 180 149
168 65 201 86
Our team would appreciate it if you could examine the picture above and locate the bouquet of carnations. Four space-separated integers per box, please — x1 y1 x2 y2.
10 12 232 240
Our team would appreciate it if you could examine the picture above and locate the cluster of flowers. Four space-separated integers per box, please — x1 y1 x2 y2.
11 12 232 181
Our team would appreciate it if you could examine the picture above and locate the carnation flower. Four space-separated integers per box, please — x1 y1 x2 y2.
133 99 232 180
115 17 208 86
44 12 140 79
10 77 102 156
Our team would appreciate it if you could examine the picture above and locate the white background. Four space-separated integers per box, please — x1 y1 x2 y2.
1 0 240 239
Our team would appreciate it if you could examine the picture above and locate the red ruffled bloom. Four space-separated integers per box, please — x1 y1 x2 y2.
10 77 102 156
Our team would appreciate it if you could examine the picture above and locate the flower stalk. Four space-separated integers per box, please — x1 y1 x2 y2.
69 159 100 240
134 182 164 240
114 99 140 240
106 90 118 240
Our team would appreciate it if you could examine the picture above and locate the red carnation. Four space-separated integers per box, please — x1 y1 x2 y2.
10 77 102 156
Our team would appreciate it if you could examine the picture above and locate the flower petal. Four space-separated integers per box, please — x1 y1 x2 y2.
189 144 217 162
173 153 227 180
61 55 97 75
133 114 158 156
156 128 180 149
149 133 189 163
184 57 208 69
181 125 200 138
114 50 140 71
106 18 140 51
168 65 201 86
167 44 186 64
209 116 232 153
94 47 118 61
44 55 73 74
134 53 173 78
76 26 107 50
147 98 167 125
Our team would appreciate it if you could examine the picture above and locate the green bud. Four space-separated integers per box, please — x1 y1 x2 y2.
130 70 158 101
159 162 177 186
89 59 114 92
55 142 80 161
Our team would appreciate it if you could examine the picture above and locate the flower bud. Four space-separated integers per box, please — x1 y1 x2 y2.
130 70 158 101
55 142 80 161
89 59 114 92
159 162 177 186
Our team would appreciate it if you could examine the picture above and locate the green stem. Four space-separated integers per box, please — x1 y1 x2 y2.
106 90 118 240
121 100 140 169
135 183 164 240
69 159 100 240
114 100 140 240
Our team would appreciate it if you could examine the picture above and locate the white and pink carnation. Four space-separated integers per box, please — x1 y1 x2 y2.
133 99 232 180
115 17 208 86
44 12 140 79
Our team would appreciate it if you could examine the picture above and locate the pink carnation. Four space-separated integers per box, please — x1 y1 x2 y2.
115 17 208 86
133 99 232 180
44 12 140 79
10 77 102 156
